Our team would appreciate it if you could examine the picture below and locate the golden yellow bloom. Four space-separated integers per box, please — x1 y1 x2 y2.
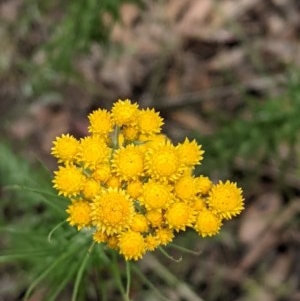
82 178 101 200
92 164 111 183
51 134 79 163
155 228 174 245
88 109 113 136
126 181 143 199
137 134 168 154
146 210 163 227
112 145 144 180
195 175 212 195
207 181 244 220
131 214 149 233
145 142 183 182
79 136 110 169
91 188 134 235
66 200 91 230
177 138 204 166
106 175 122 188
192 197 207 212
141 181 172 210
93 230 108 243
107 235 119 249
174 175 197 201
139 133 169 145
137 108 164 134
118 231 146 260
144 234 160 251
122 125 139 141
165 202 195 231
53 165 85 197
194 209 222 237
111 99 139 126
182 166 194 176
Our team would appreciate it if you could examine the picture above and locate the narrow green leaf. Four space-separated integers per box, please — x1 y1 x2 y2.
0 250 54 262
4 185 66 214
24 247 77 301
132 265 170 301
71 243 94 301
46 260 79 301
48 221 66 242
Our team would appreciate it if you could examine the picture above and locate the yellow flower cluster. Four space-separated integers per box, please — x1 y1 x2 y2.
51 99 244 260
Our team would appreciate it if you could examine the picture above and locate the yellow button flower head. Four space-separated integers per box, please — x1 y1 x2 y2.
155 228 174 246
177 138 204 166
66 200 92 230
91 188 134 235
111 99 139 126
165 202 195 231
82 178 101 200
106 175 122 188
195 175 212 195
137 108 164 134
130 214 149 233
118 231 146 260
194 209 222 237
79 136 110 169
174 175 197 201
107 235 119 249
145 234 160 251
53 165 85 197
207 180 244 220
126 180 143 199
141 181 172 210
192 197 207 212
146 210 163 228
139 133 169 145
145 142 183 182
137 133 169 154
93 230 108 244
112 145 144 180
88 109 114 136
122 125 139 141
51 134 79 163
92 164 111 183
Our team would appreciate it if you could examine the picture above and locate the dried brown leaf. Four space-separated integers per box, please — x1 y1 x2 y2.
238 192 282 246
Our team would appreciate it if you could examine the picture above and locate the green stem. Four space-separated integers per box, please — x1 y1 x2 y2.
110 253 131 301
112 126 120 150
158 247 182 262
71 242 94 301
125 260 131 297
168 243 202 256
48 261 78 301
132 265 170 301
